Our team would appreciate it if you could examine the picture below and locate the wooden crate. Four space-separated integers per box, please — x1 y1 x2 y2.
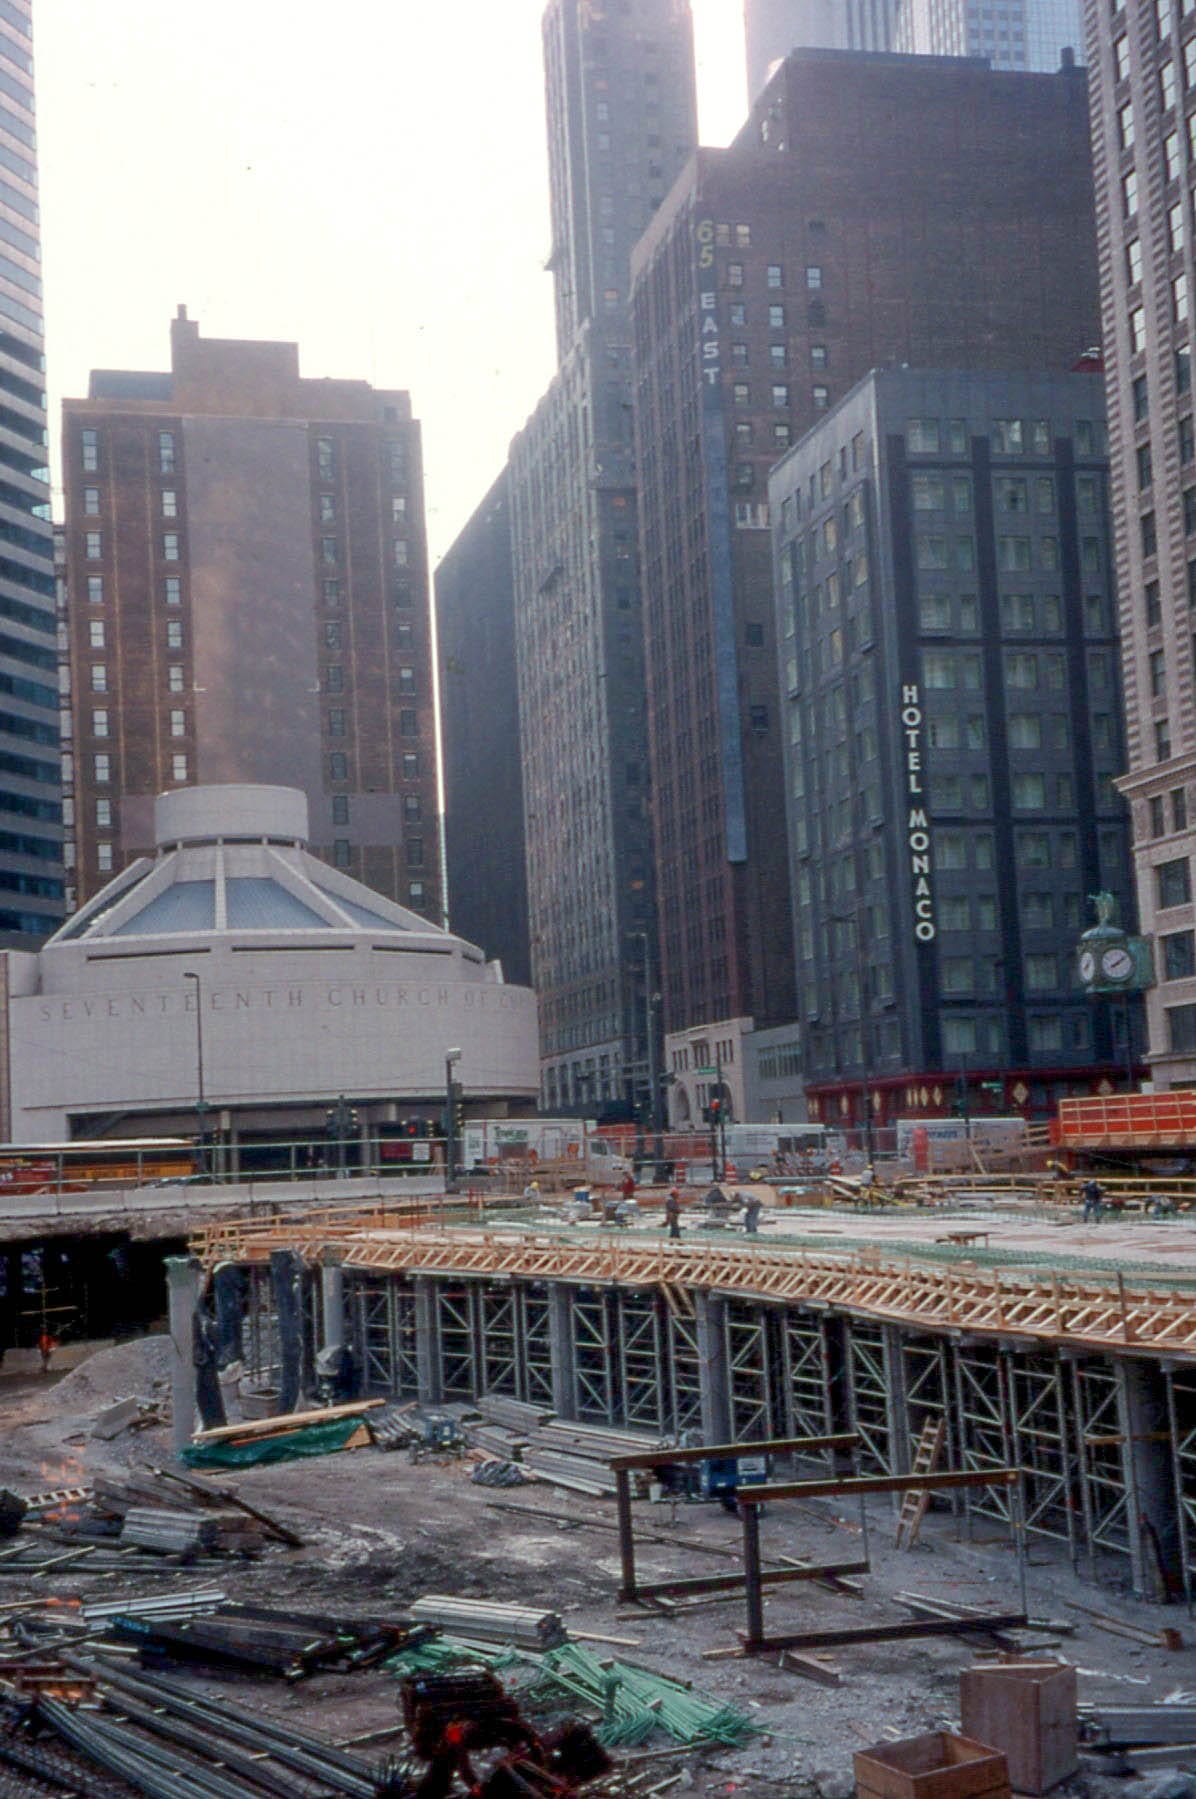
960 1661 1078 1795
854 1732 1010 1799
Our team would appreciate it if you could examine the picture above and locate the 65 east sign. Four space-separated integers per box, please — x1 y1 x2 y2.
901 683 936 943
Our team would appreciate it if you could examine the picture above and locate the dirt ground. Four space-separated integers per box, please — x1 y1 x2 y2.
4 1339 1196 1798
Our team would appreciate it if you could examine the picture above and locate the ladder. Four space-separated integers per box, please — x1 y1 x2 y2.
895 1416 946 1548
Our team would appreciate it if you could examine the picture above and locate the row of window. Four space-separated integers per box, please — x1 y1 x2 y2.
326 707 421 738
80 428 175 475
79 428 411 489
327 750 423 782
918 592 1110 634
85 530 181 562
920 648 1114 690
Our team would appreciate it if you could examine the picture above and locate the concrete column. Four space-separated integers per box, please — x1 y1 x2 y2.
320 1254 345 1354
270 1250 303 1414
548 1283 578 1420
695 1291 731 1444
1117 1357 1181 1600
166 1255 202 1458
414 1275 443 1405
883 1325 911 1476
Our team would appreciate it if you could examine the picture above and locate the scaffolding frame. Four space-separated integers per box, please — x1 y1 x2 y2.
1166 1365 1196 1610
780 1307 836 1453
573 1288 616 1423
725 1300 774 1442
616 1289 665 1431
847 1321 893 1473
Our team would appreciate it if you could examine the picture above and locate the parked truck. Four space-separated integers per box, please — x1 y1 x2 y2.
461 1119 631 1186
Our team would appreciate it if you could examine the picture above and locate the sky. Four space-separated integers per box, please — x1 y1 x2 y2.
33 1 749 565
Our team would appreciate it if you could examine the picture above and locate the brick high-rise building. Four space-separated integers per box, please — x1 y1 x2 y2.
0 1 60 941
1084 0 1196 1084
62 311 439 918
894 0 1083 69
501 0 697 1114
744 0 897 97
630 49 1100 1112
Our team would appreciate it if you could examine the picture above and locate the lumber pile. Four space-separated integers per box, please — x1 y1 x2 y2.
465 1396 662 1497
410 1594 567 1650
1082 1701 1196 1770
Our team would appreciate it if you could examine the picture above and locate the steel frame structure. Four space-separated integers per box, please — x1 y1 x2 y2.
1166 1365 1196 1608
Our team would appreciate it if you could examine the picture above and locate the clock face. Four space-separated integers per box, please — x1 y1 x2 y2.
1078 950 1096 984
1101 946 1134 983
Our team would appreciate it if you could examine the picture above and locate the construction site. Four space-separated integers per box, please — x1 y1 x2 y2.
3 1101 1196 1799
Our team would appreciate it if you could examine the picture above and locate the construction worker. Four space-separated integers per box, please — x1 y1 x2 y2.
743 1191 763 1236
664 1187 682 1241
522 1178 540 1203
1081 1178 1103 1224
620 1171 636 1203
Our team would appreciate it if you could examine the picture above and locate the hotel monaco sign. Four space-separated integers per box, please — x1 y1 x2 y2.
901 683 936 943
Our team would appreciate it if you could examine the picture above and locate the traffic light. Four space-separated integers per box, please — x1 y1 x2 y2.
451 1080 465 1133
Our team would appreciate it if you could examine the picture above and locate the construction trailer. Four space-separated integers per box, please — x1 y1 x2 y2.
184 1221 1196 1606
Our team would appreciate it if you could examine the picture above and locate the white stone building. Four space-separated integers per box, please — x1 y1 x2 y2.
0 785 539 1153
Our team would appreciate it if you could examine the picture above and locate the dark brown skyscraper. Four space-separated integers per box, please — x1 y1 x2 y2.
630 49 1100 1110
62 310 439 918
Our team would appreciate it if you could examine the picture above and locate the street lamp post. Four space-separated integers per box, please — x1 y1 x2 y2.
630 932 664 1170
182 971 209 1174
444 1047 462 1193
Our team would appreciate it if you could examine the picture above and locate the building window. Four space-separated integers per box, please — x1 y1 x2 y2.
324 621 342 650
726 262 744 288
92 708 108 738
325 664 344 694
1176 271 1191 322
97 842 113 872
812 385 829 410
95 798 111 828
333 839 351 868
168 665 184 693
398 665 416 694
162 532 179 561
94 752 110 783
402 751 420 777
771 383 789 408
1124 168 1139 216
1118 100 1135 148
768 264 784 287
1144 510 1158 555
908 419 940 453
408 881 425 908
87 576 103 604
161 489 177 518
1138 443 1153 487
332 794 349 825
329 751 347 780
169 708 185 737
161 576 180 606
1158 717 1173 760
328 708 345 737
1152 795 1167 838
1175 786 1189 830
81 429 99 471
1162 57 1178 109
1025 954 1059 991
1012 772 1046 809
1163 929 1196 979
83 486 100 515
1130 306 1146 353
406 837 425 867
1114 32 1131 76
85 531 101 560
323 578 341 606
322 537 338 565
317 438 334 480
1168 1004 1196 1051
1127 238 1143 284
404 793 421 823
393 539 409 567
158 432 175 474
1158 856 1191 906
88 620 104 649
319 494 335 523
90 664 107 693
166 620 183 649
171 753 187 783
1151 646 1168 695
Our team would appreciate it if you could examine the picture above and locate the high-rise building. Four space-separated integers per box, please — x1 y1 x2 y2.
630 49 1100 1120
894 0 1083 70
62 310 439 919
502 0 697 1114
771 368 1136 1133
1084 0 1196 1086
543 0 697 359
744 0 896 97
0 2 61 942
435 471 531 987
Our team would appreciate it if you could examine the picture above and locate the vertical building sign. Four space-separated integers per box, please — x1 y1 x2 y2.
695 219 747 863
901 683 936 943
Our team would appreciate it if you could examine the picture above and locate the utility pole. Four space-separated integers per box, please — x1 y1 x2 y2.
445 1048 462 1192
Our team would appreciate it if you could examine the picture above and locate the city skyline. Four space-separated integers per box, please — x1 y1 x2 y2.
34 0 749 571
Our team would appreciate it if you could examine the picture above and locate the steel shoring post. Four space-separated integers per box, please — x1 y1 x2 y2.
519 1286 553 1409
1014 1467 1030 1621
1073 1359 1133 1575
396 1284 419 1394
847 1322 892 1473
618 1290 664 1430
666 1304 703 1436
573 1290 615 1422
953 1343 1013 1535
1008 1349 1076 1559
782 1311 834 1453
1165 1368 1196 1615
725 1301 771 1442
436 1285 476 1397
741 1498 765 1648
617 1467 637 1603
481 1285 518 1396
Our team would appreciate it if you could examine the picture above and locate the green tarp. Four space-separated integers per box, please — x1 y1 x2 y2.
181 1414 364 1469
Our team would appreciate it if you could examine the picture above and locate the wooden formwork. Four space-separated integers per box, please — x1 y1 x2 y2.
190 1220 1196 1360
